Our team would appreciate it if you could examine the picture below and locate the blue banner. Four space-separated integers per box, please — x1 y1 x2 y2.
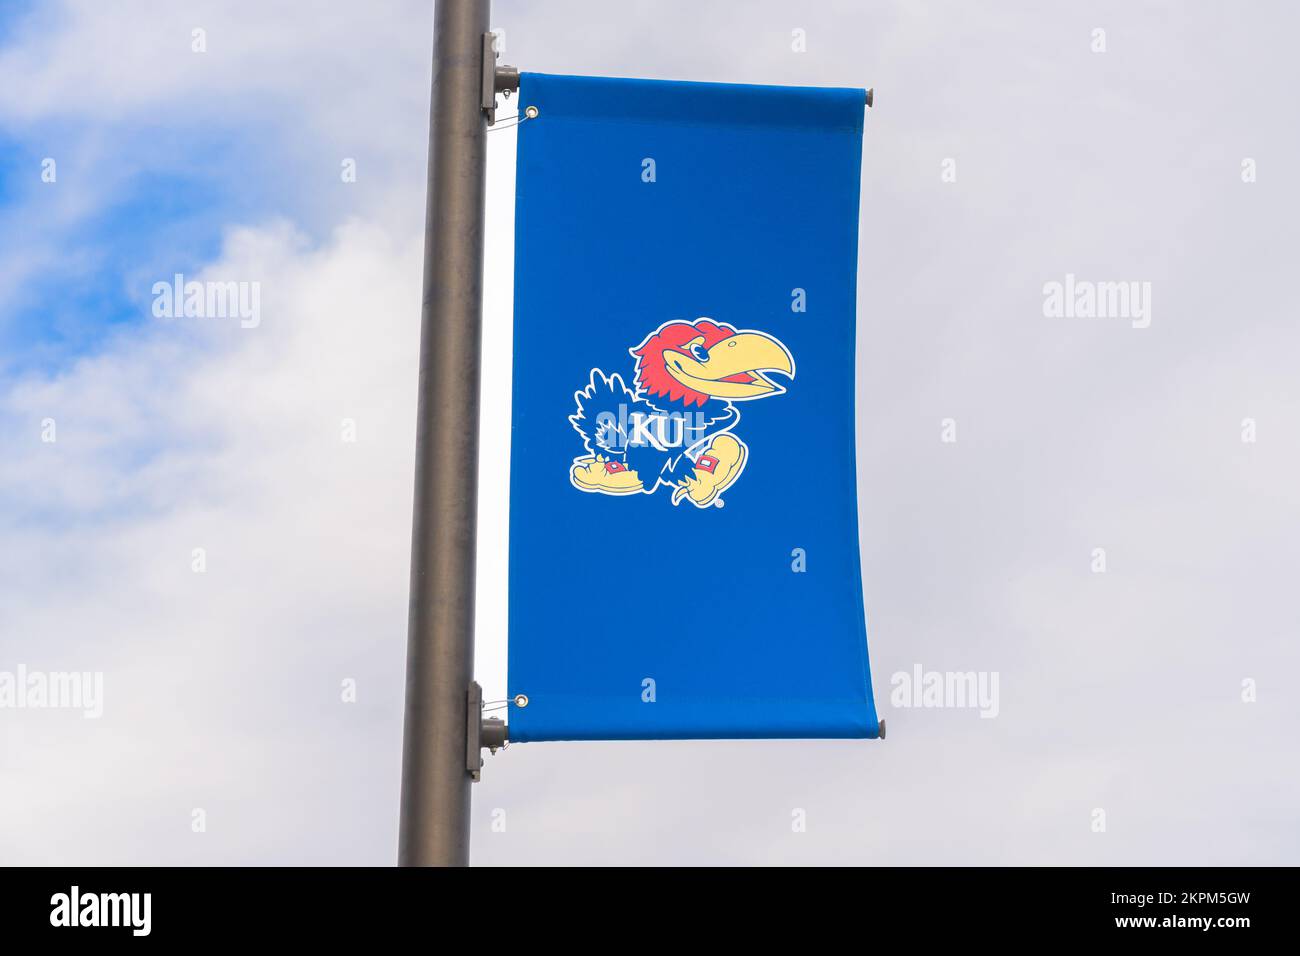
507 73 879 741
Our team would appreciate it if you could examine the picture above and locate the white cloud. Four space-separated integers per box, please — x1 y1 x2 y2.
0 219 426 862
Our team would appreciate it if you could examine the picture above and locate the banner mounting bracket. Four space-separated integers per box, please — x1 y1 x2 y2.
482 31 520 126
467 681 509 782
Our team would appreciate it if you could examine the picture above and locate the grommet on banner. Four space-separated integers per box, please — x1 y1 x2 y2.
513 694 529 708
487 106 538 132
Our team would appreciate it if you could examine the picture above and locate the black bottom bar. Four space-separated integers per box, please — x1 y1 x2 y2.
0 866 1284 941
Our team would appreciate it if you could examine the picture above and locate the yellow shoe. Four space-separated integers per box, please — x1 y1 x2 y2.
571 456 644 495
672 435 747 508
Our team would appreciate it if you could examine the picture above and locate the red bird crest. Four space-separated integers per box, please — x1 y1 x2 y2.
631 320 736 407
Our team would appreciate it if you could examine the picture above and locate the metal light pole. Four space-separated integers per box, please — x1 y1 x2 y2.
399 0 492 868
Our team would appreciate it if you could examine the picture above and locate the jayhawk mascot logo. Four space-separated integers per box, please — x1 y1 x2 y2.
568 318 795 508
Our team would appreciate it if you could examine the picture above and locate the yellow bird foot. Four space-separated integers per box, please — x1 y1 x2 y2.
571 456 644 495
672 434 747 508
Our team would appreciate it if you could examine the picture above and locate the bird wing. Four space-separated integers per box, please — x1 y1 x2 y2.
569 369 645 456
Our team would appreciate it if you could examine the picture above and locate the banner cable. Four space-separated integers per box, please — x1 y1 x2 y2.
488 105 539 132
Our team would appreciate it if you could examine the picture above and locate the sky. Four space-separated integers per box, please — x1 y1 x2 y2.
1 0 1297 865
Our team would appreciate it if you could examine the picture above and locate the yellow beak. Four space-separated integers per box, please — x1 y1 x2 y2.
663 332 795 400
